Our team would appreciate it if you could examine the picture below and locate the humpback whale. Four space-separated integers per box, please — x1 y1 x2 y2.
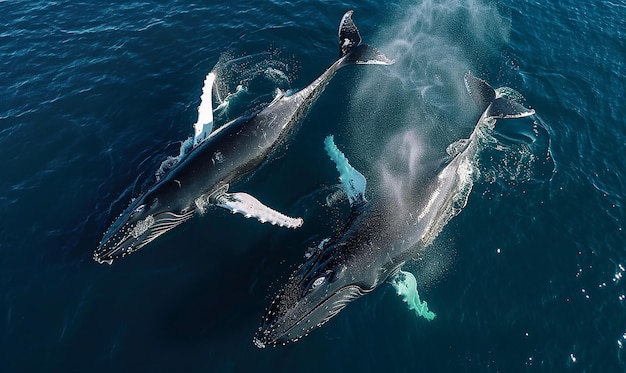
94 10 393 265
254 73 535 347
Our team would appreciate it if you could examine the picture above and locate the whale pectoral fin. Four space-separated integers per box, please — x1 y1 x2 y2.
324 135 367 207
193 72 216 146
389 269 436 321
213 190 303 229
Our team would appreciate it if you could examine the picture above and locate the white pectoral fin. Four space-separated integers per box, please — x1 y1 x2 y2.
193 72 216 146
214 191 303 229
389 269 436 321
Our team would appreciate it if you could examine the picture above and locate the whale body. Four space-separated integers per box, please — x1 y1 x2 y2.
254 73 535 347
94 10 393 265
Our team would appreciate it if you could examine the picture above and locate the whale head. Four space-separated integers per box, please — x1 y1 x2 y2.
94 193 194 265
254 238 378 348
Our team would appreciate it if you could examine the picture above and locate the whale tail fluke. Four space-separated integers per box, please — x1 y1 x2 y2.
464 72 535 119
464 72 496 113
338 10 393 66
487 96 535 119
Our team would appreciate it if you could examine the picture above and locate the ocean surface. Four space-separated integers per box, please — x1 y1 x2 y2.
1 0 625 371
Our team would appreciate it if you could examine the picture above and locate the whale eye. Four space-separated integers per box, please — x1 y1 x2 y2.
312 277 325 289
310 270 334 290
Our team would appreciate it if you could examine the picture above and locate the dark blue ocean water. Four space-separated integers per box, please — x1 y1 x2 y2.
1 0 625 371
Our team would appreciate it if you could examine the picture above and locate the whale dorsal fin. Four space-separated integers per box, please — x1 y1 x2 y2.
324 135 367 208
193 72 216 146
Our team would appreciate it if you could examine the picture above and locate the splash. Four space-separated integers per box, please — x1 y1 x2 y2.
390 269 436 321
480 114 555 188
155 137 194 181
209 49 295 120
453 156 476 205
154 50 295 181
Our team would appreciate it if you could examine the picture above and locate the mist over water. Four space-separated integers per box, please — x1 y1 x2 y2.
209 50 297 118
372 2 510 111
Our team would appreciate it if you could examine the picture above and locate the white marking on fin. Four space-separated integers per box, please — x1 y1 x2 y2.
211 187 303 229
193 72 216 146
